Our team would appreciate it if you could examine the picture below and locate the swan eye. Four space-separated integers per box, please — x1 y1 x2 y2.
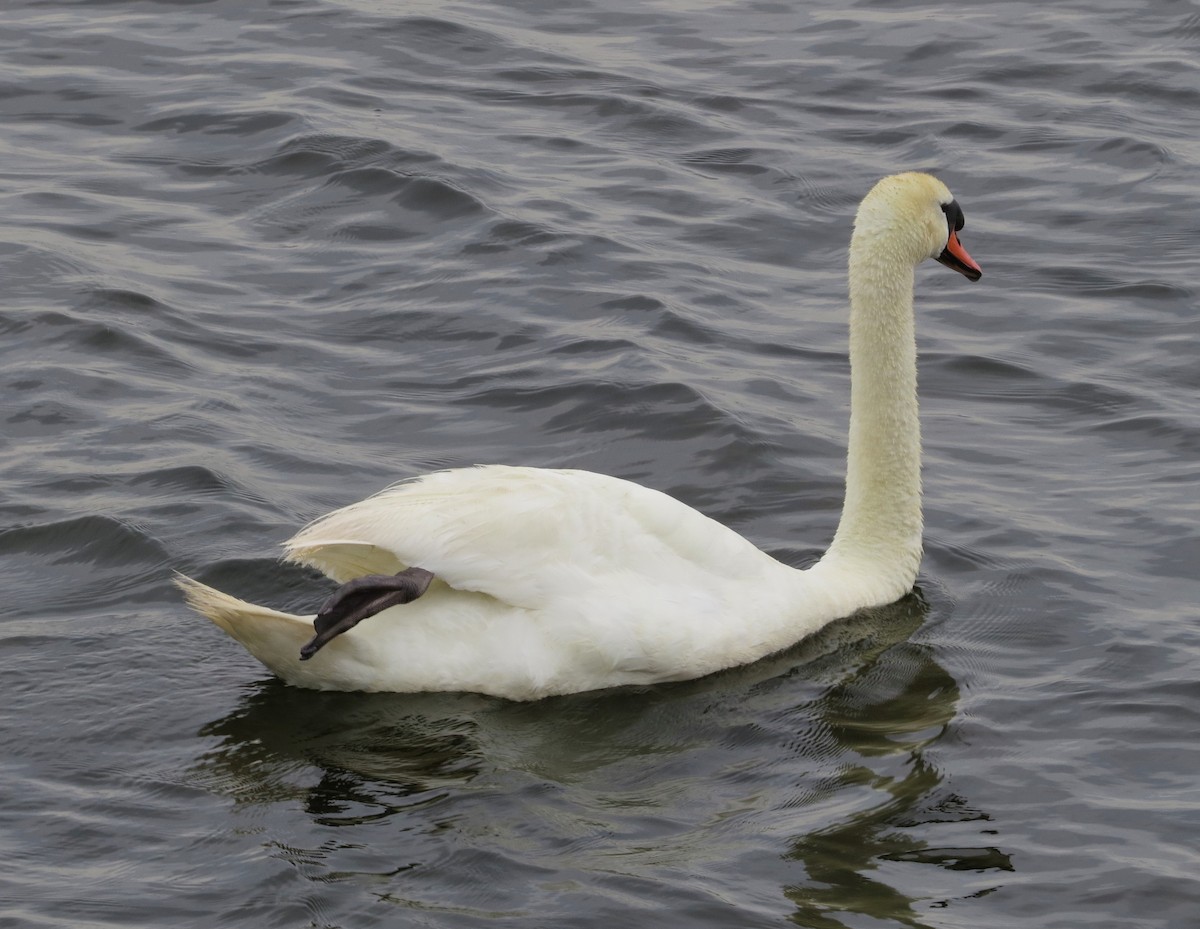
941 200 965 233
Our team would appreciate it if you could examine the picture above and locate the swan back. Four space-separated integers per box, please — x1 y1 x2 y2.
285 466 782 610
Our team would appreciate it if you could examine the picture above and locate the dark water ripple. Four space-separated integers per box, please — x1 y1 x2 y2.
2 0 1199 926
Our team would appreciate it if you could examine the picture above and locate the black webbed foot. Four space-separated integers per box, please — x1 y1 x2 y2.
299 566 434 660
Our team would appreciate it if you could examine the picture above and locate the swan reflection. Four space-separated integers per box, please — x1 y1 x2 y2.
193 592 1009 924
784 621 1013 926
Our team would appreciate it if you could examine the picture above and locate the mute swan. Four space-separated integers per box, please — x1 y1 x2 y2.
178 172 981 700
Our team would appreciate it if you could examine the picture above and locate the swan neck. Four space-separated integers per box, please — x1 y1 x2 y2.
821 236 923 587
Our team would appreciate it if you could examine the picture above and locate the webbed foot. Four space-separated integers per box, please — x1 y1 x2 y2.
299 566 434 660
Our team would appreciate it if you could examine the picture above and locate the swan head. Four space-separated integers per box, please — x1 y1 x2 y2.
852 173 982 281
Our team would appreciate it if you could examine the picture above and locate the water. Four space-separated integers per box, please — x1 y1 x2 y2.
2 0 1198 925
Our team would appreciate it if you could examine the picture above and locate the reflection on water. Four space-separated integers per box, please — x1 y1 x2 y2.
786 634 1012 927
195 687 491 816
191 593 1007 923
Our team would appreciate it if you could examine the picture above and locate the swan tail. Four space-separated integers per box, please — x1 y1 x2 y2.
176 573 306 633
176 575 389 690
175 574 321 680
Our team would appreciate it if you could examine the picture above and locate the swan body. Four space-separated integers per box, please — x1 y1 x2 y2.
179 172 981 700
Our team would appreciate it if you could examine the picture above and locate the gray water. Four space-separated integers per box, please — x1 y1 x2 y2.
2 0 1198 926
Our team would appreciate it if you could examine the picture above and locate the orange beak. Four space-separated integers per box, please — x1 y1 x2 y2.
936 229 982 281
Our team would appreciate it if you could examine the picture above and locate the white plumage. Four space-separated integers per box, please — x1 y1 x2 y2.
178 172 981 700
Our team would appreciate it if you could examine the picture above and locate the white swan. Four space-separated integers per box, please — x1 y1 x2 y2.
178 172 981 700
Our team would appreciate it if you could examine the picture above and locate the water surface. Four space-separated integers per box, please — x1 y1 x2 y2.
2 0 1198 926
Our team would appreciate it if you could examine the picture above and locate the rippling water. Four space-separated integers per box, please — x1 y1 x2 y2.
2 0 1198 926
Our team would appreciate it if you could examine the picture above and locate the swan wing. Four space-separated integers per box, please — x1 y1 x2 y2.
284 465 776 609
